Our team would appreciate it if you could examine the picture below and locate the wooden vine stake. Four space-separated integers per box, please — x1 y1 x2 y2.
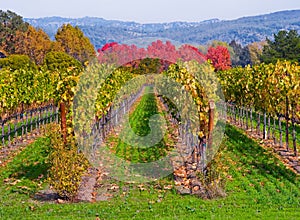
285 96 289 151
292 109 298 157
60 102 67 144
208 100 215 149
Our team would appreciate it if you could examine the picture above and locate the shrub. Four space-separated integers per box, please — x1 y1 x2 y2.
0 54 37 71
196 139 228 199
44 51 83 73
47 124 89 201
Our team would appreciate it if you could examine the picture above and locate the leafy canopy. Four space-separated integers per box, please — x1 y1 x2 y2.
0 10 29 54
261 30 300 64
55 24 96 64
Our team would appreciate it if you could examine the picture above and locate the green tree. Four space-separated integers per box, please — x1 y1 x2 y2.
132 58 161 75
44 51 82 72
0 10 29 54
55 24 96 64
261 30 300 63
229 40 251 67
0 54 37 71
248 41 266 65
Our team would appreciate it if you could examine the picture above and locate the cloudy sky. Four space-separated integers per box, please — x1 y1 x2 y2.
1 0 300 23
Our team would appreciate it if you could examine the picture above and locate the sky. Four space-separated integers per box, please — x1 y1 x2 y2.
1 0 300 23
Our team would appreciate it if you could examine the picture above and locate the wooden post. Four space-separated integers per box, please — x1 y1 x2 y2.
267 115 271 139
14 121 17 140
285 96 289 151
30 111 33 132
21 113 25 138
257 113 260 135
240 107 243 126
101 114 106 139
8 124 11 146
56 106 59 124
48 106 51 124
292 110 297 157
234 105 237 124
238 107 241 126
250 108 253 131
246 108 249 130
279 115 283 148
60 102 67 144
242 107 245 127
273 116 276 144
25 112 28 139
208 100 215 149
1 122 4 146
200 136 207 171
231 104 234 121
263 111 267 139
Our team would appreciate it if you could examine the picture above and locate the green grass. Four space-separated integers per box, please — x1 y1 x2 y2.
0 98 299 219
0 137 50 196
109 86 175 164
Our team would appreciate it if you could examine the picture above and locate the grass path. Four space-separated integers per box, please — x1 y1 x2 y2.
107 86 175 164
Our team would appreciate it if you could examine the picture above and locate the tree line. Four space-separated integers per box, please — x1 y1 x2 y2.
0 10 95 68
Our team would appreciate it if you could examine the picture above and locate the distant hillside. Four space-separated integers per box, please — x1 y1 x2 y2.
25 10 300 49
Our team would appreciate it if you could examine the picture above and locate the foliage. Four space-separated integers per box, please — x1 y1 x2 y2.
0 66 54 117
55 24 96 63
206 46 231 71
98 40 206 66
97 42 220 140
207 41 235 61
218 60 300 119
131 58 162 75
261 30 300 64
44 51 83 142
0 10 29 54
95 67 133 116
47 124 89 200
229 40 251 67
160 61 218 138
0 56 57 117
99 42 118 52
14 25 52 65
0 54 37 71
178 44 206 63
44 51 82 73
43 51 83 105
248 41 266 65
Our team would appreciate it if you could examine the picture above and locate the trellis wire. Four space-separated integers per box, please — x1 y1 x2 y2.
0 104 58 147
86 84 150 154
221 102 299 156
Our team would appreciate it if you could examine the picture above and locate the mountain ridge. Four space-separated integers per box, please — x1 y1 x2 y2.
25 9 300 48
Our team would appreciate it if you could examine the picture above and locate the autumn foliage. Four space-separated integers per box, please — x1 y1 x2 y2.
97 40 231 71
206 46 232 71
14 26 52 65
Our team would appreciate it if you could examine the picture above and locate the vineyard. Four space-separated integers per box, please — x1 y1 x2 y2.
0 12 299 219
218 61 300 158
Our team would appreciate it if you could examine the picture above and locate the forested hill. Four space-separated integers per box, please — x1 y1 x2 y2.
25 10 300 48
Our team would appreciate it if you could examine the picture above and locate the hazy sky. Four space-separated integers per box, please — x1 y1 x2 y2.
1 0 300 23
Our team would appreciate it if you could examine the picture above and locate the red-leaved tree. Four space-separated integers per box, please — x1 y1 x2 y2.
206 46 231 71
